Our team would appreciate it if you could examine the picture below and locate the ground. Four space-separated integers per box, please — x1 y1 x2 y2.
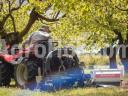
0 55 127 96
0 87 128 96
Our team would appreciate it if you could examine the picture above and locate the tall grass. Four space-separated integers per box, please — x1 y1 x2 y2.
0 88 128 96
80 55 121 66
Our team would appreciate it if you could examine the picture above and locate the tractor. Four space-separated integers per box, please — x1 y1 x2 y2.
0 33 124 91
0 36 91 90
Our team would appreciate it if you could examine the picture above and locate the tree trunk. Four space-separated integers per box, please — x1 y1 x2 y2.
107 47 117 69
0 14 10 33
109 54 117 69
118 32 128 73
20 9 38 38
119 43 128 73
119 51 128 73
0 9 38 47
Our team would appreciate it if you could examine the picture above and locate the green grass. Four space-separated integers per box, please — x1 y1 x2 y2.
0 55 126 96
0 87 128 96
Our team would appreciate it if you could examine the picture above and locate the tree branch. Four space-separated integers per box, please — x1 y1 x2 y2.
7 0 11 13
37 14 59 22
113 29 123 44
37 12 66 22
95 18 110 29
20 8 66 39
54 11 60 19
45 4 52 12
11 0 24 12
10 14 16 33
20 8 38 37
126 24 128 44
0 1 3 12
0 0 24 32
0 14 10 31
115 6 128 12
19 0 25 4
126 33 128 44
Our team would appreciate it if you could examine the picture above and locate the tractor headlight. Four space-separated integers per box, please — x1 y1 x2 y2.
0 61 2 64
0 58 3 64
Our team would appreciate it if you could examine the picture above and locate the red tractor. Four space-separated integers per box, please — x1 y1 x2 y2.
0 40 79 87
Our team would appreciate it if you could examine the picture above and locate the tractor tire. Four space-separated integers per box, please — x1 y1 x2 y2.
15 60 38 87
0 62 13 86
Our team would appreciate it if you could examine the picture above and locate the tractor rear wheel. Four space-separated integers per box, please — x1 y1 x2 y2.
15 60 38 87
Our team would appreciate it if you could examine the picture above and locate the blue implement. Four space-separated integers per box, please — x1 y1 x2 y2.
25 67 91 91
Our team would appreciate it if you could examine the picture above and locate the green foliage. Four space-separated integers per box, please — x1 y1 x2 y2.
50 0 128 47
0 0 128 46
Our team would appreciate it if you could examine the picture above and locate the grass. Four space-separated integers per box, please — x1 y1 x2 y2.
0 87 128 96
80 55 109 66
80 55 121 66
0 55 127 96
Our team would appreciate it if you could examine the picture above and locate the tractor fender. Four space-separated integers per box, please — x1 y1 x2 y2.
9 56 25 65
